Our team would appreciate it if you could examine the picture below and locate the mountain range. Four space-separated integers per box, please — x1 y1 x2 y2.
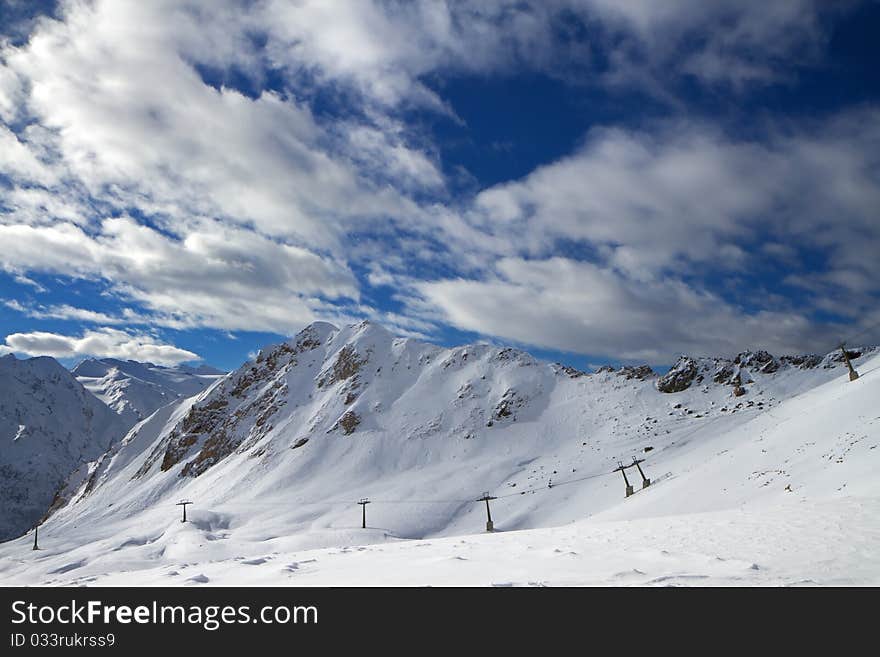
72 358 224 427
0 320 876 584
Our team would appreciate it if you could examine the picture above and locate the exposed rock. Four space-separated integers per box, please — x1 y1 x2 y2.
657 357 699 393
318 345 367 388
713 363 735 384
780 354 821 369
594 364 653 380
735 350 779 374
822 347 876 368
492 388 527 421
555 364 588 378
180 429 233 477
618 365 655 380
493 347 536 366
332 410 361 435
138 357 291 478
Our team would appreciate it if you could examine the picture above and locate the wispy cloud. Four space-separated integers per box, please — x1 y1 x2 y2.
5 299 127 325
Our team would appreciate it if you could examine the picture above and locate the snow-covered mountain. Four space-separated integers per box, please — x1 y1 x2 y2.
1 320 876 585
72 358 225 428
0 354 127 541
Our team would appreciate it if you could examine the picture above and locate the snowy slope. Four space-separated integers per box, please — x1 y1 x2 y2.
0 354 127 541
72 358 224 428
0 321 876 585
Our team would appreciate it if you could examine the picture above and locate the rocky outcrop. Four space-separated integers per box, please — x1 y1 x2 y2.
618 365 655 380
735 350 779 374
660 347 848 394
330 410 360 435
822 346 876 368
594 364 654 380
780 354 822 369
491 388 527 423
657 357 700 393
137 325 329 479
318 345 367 388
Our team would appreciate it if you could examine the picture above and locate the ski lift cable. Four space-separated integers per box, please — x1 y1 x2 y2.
193 466 616 509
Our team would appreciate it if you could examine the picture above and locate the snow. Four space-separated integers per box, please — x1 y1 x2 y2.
0 355 126 541
0 322 878 586
72 358 224 428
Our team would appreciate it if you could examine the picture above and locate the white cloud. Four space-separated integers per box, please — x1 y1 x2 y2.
257 0 831 107
4 300 126 325
2 327 200 365
0 125 58 185
461 111 880 296
0 216 359 333
0 0 876 361
410 110 880 358
418 257 834 362
1 0 442 248
583 0 831 88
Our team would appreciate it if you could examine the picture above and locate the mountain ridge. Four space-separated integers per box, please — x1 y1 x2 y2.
0 353 127 540
71 357 225 428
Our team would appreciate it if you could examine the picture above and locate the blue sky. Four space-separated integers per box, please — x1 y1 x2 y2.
1 1 879 372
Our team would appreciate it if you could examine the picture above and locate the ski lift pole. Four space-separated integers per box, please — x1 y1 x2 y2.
613 462 634 497
839 343 860 381
476 493 497 532
632 456 651 488
176 500 192 523
358 498 371 529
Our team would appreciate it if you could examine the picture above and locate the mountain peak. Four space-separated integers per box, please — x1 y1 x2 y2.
73 357 225 428
0 354 125 540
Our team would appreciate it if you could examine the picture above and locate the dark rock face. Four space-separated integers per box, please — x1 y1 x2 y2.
136 325 326 479
657 357 699 393
332 410 361 435
318 345 366 388
713 363 735 384
822 348 874 368
493 388 527 422
619 365 655 380
735 350 779 374
780 354 821 369
593 364 654 380
555 364 587 378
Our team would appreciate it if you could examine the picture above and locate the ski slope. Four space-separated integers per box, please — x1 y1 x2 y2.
0 323 877 586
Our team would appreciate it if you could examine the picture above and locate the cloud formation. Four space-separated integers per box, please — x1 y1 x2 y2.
418 257 834 362
412 111 880 360
1 328 200 365
0 1 877 364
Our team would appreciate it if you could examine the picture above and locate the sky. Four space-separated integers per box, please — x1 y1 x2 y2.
0 0 879 372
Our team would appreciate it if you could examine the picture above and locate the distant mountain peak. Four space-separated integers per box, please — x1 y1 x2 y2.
72 357 225 428
0 354 126 540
